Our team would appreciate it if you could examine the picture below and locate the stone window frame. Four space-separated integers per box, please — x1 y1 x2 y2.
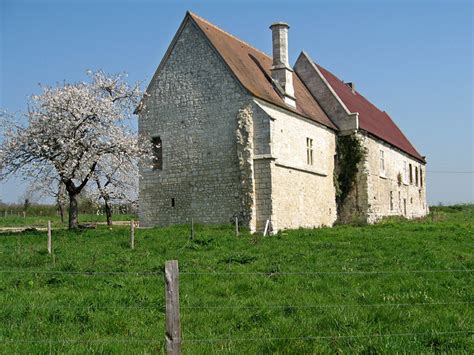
151 136 163 171
379 149 385 177
306 137 314 165
415 166 419 186
390 191 394 211
409 163 413 184
420 166 423 187
403 161 409 185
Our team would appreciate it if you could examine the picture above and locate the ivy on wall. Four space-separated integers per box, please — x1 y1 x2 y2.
334 134 367 208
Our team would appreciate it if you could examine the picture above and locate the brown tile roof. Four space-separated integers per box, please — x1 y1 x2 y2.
188 12 336 130
316 64 425 162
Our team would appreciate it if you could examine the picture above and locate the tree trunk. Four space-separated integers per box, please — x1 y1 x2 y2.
58 203 65 224
104 198 112 226
68 193 79 229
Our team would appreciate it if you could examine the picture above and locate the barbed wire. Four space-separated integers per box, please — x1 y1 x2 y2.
0 301 471 311
181 301 474 310
0 303 164 310
0 338 163 344
180 269 474 276
2 330 471 345
0 270 163 275
181 330 474 343
0 268 472 276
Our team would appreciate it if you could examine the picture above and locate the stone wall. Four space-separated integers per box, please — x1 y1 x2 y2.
294 52 358 134
253 100 338 231
336 133 371 224
363 134 428 222
331 132 428 224
138 19 252 227
250 102 274 231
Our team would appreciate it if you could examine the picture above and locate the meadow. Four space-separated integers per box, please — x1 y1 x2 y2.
0 205 473 353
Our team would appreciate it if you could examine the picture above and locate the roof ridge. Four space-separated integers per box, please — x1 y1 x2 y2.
188 11 272 60
317 63 385 115
316 62 424 161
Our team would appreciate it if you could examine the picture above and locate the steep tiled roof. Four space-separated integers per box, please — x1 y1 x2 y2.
189 12 336 130
316 64 425 162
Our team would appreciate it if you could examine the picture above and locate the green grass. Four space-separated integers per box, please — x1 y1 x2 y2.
0 213 137 228
1 205 473 353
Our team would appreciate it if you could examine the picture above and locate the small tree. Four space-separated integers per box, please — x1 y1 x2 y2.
92 155 139 226
28 173 68 223
18 185 40 213
0 71 150 228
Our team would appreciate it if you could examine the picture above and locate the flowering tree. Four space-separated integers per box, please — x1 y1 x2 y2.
92 154 139 226
0 71 150 229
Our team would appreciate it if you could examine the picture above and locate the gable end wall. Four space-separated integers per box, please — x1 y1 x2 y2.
138 19 253 227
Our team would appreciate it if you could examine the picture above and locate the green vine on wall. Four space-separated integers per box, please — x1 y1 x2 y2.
334 134 367 207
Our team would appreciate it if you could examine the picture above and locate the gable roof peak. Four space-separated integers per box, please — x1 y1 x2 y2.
187 11 271 59
187 12 336 129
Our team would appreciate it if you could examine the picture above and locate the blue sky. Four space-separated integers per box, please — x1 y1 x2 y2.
0 0 472 205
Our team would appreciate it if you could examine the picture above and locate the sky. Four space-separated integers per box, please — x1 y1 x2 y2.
0 0 473 205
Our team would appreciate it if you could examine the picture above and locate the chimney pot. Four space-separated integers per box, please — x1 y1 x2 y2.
270 22 295 107
346 82 356 93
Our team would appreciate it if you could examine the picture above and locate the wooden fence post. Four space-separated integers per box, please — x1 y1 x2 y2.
235 217 239 237
130 220 135 249
23 211 26 218
165 260 181 355
47 221 52 254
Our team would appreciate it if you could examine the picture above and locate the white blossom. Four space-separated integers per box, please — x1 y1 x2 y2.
0 71 153 228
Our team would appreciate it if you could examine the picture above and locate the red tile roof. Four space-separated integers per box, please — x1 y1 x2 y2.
187 12 423 162
316 64 425 162
189 12 336 130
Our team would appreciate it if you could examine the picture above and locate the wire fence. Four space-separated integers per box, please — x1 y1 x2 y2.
1 301 472 311
0 268 473 275
180 330 474 343
2 330 473 345
1 265 473 351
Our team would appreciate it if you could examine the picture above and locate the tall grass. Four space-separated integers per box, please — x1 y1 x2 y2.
0 206 472 353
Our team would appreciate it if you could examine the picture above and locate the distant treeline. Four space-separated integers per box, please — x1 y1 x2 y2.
0 202 137 217
429 204 473 213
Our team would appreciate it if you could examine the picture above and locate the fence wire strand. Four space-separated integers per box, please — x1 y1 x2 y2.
181 301 474 310
2 330 471 345
180 269 474 276
0 270 163 276
181 330 474 343
0 301 472 311
0 269 472 276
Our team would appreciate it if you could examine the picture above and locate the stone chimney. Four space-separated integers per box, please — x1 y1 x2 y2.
270 22 296 107
346 82 356 94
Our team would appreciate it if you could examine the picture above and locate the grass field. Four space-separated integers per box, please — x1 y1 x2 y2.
1 205 473 353
0 213 137 228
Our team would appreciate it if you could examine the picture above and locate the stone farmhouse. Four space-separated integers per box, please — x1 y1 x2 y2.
138 12 428 232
